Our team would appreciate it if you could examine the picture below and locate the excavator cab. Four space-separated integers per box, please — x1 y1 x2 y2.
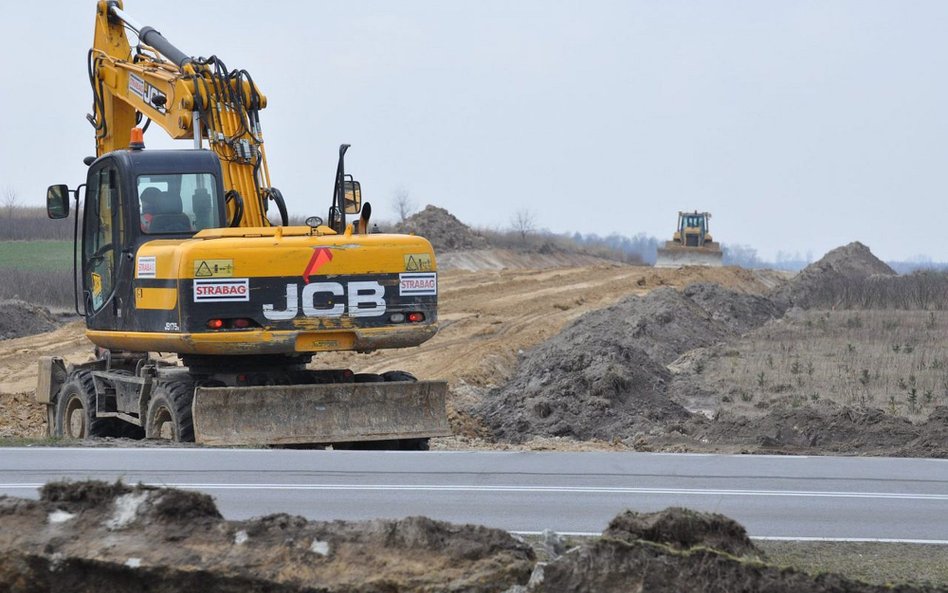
48 149 226 329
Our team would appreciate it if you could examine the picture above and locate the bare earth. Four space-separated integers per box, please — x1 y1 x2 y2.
0 262 786 442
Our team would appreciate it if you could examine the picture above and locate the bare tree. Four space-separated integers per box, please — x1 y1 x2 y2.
511 208 536 241
2 187 17 219
392 187 417 223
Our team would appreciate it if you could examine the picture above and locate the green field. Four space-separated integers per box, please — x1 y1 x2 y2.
0 241 73 272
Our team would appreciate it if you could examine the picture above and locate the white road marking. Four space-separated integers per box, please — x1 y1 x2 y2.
752 536 948 545
1 482 945 500
512 531 948 545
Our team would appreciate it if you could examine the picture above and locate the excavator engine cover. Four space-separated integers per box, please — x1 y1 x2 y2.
192 380 450 446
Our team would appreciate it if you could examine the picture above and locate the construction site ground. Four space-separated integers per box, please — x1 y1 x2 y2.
0 260 787 443
3 249 948 591
3 248 947 457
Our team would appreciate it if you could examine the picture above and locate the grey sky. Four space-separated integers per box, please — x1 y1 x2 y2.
2 1 947 261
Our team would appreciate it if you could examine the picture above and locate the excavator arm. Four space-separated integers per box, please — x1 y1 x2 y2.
88 0 280 227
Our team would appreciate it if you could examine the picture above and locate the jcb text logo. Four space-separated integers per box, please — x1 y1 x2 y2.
263 282 385 320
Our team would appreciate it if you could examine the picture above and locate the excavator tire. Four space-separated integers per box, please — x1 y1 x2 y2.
55 371 120 439
145 379 195 442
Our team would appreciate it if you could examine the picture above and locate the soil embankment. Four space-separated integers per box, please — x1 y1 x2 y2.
470 241 948 457
1 482 942 593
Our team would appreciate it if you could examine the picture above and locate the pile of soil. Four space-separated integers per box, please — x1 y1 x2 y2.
0 299 59 340
602 507 759 557
394 205 489 252
0 480 535 593
694 404 948 457
3 485 940 592
777 241 896 308
535 531 939 593
475 285 782 443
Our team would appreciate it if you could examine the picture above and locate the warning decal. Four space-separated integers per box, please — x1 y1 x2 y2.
91 273 103 297
194 259 234 278
399 273 437 296
404 253 433 272
193 278 249 302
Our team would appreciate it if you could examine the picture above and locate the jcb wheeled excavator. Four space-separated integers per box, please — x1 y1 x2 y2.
654 211 724 268
35 1 449 448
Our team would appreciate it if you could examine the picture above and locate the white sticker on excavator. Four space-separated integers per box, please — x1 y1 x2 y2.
194 279 249 302
399 273 437 296
137 256 156 279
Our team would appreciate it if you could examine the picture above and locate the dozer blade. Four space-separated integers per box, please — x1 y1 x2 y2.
654 245 724 268
192 381 451 446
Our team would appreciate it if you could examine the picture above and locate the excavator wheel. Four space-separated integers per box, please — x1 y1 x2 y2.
55 371 118 439
145 380 196 442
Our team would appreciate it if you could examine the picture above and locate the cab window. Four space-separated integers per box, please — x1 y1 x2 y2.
138 173 221 234
83 167 123 312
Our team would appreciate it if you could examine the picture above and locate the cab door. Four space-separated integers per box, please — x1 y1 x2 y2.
83 160 129 331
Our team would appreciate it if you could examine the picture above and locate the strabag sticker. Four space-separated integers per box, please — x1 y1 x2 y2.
399 273 437 296
137 256 157 279
193 278 249 302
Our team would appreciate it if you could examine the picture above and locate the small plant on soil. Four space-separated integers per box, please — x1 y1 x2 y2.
858 369 871 386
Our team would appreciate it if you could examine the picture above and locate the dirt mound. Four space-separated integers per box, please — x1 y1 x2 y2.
0 299 59 340
533 537 938 593
682 283 786 334
779 242 896 308
603 507 758 557
694 404 948 457
475 285 785 443
2 485 941 593
0 480 535 593
395 205 489 252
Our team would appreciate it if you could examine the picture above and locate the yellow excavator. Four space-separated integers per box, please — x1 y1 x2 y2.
654 211 724 268
35 0 449 448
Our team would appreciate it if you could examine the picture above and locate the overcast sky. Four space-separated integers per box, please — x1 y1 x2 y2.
2 1 947 261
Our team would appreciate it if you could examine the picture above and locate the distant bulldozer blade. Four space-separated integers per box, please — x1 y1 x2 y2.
655 243 724 268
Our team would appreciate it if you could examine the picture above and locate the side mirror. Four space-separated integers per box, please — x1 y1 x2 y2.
46 185 70 219
344 180 362 215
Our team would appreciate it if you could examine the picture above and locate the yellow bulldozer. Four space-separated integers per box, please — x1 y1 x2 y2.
34 1 449 449
654 211 723 268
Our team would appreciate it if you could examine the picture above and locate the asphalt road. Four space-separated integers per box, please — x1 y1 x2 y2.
1 448 946 542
